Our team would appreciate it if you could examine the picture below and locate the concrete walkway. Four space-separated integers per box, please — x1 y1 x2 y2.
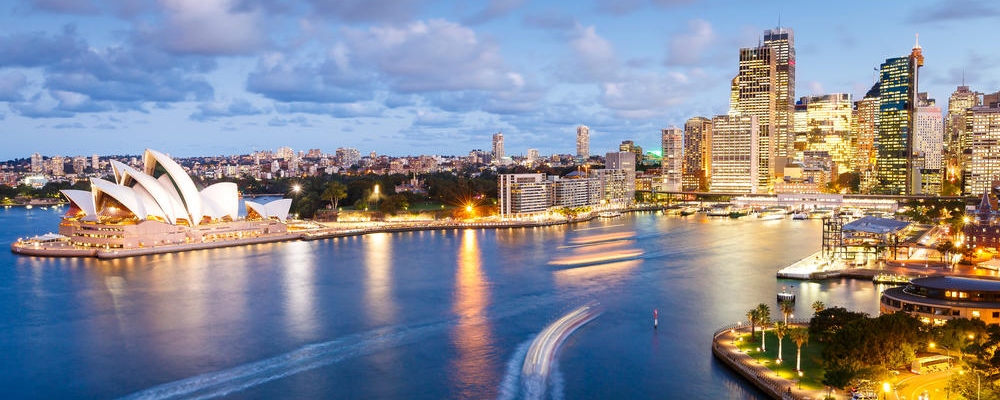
712 324 838 400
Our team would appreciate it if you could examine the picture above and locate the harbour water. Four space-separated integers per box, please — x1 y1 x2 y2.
0 207 887 399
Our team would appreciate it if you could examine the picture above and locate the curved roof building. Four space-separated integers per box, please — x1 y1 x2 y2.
881 276 1000 325
62 149 290 226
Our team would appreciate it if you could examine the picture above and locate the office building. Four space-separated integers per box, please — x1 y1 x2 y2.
800 93 854 173
492 131 504 161
710 114 759 194
683 117 712 191
964 105 1000 196
873 38 923 195
661 127 683 192
914 103 943 195
576 125 590 160
854 84 880 193
498 173 550 218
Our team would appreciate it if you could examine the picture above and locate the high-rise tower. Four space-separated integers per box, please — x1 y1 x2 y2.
683 117 712 191
763 28 796 160
729 27 795 193
661 127 683 192
576 125 590 161
873 36 923 195
492 131 504 161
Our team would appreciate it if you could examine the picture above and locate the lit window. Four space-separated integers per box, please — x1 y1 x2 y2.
972 310 981 318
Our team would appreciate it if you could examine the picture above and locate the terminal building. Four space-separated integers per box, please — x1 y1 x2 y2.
880 276 1000 325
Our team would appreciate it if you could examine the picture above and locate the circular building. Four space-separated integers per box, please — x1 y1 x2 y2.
880 276 1000 325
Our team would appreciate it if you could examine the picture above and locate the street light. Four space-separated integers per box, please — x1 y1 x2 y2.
882 382 891 400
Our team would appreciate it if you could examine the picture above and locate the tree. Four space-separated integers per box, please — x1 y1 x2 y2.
809 306 867 343
812 301 826 315
774 321 789 363
790 327 809 371
322 181 347 210
747 309 758 337
780 300 795 324
756 303 772 351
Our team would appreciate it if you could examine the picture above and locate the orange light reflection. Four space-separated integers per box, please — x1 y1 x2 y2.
450 229 495 397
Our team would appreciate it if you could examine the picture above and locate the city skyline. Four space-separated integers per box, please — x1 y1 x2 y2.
1 0 999 161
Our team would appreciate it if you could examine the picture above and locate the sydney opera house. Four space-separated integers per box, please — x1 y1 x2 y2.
14 149 293 257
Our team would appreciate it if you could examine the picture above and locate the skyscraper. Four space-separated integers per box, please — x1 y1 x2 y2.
763 28 796 160
965 104 1000 196
873 37 923 195
683 117 712 191
800 93 854 173
492 131 504 161
710 114 759 194
729 27 795 192
914 103 943 195
947 85 983 193
661 127 683 192
853 84 880 193
576 125 590 160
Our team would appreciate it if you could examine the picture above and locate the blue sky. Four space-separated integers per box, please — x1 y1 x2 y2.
1 0 998 161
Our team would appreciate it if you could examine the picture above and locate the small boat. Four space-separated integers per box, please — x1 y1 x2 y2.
791 211 807 220
680 206 698 216
598 211 622 218
707 204 732 217
777 291 795 303
758 207 787 220
25 204 33 209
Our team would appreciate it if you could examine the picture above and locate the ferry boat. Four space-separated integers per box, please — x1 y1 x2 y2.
706 204 732 217
598 211 622 218
680 206 699 216
777 290 796 303
808 208 835 219
758 207 787 220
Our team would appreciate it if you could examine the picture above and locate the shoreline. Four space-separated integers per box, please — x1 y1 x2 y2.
11 209 655 259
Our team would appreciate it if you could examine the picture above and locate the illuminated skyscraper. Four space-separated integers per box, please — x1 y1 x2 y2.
492 131 504 161
729 28 794 192
661 127 683 192
683 117 712 191
873 37 923 195
965 104 1000 196
800 94 854 173
946 86 983 193
854 84 880 193
710 114 759 194
763 28 796 160
576 125 590 160
914 103 943 195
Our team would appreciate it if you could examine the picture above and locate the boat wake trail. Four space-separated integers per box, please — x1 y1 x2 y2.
500 303 601 400
118 321 448 400
121 292 566 400
496 339 534 400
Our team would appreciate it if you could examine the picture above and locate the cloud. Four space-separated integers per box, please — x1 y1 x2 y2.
26 0 100 14
267 115 311 127
306 0 425 23
907 0 1000 23
463 0 525 25
594 0 643 15
343 19 523 93
275 101 385 118
600 72 691 119
147 0 270 55
412 109 463 127
555 23 618 83
190 98 267 121
521 10 575 31
245 51 375 103
665 19 716 66
0 71 29 101
0 25 87 68
806 81 824 96
53 122 85 129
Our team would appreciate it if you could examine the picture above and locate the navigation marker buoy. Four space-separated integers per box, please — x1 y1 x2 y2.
654 309 658 329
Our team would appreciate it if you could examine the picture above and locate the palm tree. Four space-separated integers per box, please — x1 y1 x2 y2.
811 301 825 315
322 181 348 210
773 321 789 363
755 303 771 351
789 327 809 371
780 300 794 324
746 309 758 337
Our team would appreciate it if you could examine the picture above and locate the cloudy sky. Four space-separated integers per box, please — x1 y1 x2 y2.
1 0 998 160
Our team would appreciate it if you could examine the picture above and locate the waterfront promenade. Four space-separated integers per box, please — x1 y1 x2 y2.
712 323 831 400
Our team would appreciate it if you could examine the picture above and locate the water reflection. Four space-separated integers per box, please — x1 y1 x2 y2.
363 233 396 325
281 241 317 341
450 229 495 398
